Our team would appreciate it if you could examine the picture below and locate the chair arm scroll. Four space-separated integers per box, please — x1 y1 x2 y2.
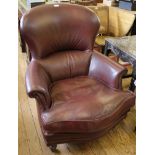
26 60 51 110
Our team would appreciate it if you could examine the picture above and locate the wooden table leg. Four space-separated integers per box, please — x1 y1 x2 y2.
102 41 111 56
129 64 136 91
104 41 109 55
19 32 27 53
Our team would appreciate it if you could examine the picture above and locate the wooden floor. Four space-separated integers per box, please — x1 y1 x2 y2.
18 45 136 155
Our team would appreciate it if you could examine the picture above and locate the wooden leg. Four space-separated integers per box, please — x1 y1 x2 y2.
20 33 27 53
49 144 57 152
129 77 136 91
134 126 136 132
18 18 27 53
129 64 136 92
101 45 105 54
104 41 109 55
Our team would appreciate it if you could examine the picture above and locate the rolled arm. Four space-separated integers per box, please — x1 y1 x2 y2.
89 51 127 89
26 60 51 109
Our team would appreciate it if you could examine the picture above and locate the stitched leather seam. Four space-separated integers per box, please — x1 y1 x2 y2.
43 113 125 136
41 93 134 125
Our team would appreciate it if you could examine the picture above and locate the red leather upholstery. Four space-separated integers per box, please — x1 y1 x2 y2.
41 76 134 133
89 51 127 89
21 4 135 151
20 4 99 59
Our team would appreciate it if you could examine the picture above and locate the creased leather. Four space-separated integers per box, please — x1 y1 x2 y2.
20 4 100 59
41 76 135 133
36 50 92 82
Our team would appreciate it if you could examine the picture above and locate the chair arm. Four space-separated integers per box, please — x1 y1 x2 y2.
26 60 51 110
89 51 127 89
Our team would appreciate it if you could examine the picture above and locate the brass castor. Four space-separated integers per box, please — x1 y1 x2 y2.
49 144 57 152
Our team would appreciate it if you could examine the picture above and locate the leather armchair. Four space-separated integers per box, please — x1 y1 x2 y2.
20 4 135 152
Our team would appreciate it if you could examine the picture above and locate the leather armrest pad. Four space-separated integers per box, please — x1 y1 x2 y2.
88 51 127 89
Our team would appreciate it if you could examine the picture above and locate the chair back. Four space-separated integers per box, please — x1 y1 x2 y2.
20 4 100 59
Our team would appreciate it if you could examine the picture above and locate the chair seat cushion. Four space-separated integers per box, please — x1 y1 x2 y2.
41 76 135 133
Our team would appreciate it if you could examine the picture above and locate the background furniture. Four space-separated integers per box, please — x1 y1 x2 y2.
18 10 26 53
104 35 136 91
119 0 136 11
20 4 135 152
18 0 28 54
87 5 135 52
103 0 118 6
28 0 46 8
76 0 97 6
